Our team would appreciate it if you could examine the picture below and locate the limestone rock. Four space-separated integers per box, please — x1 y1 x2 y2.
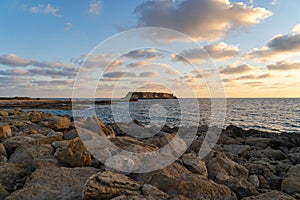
54 137 92 167
82 171 142 200
6 167 99 200
182 153 208 177
0 124 12 140
47 116 71 130
84 117 115 138
281 164 300 196
0 143 7 157
241 190 296 200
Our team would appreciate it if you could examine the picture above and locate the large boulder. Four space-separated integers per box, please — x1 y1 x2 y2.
27 111 42 123
9 143 55 164
6 167 99 200
84 117 115 138
47 116 71 131
3 136 35 155
0 162 33 193
181 152 208 177
207 152 257 198
132 162 236 200
0 124 12 140
281 164 300 196
54 137 92 167
82 171 142 200
241 190 296 200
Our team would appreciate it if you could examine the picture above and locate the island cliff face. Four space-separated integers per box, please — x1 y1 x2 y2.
124 92 177 100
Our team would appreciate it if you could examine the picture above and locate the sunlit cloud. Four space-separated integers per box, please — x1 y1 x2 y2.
219 63 254 74
267 60 300 71
134 0 272 42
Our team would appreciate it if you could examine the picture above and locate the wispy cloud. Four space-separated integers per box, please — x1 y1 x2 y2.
89 0 102 16
28 4 61 17
267 60 300 71
64 22 73 31
219 64 254 74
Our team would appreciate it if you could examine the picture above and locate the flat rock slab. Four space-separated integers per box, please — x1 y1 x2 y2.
5 167 100 200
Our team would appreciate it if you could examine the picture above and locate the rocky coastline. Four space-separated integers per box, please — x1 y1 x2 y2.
124 92 177 100
0 108 299 200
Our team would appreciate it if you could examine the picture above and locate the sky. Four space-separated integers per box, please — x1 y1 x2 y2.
0 0 300 98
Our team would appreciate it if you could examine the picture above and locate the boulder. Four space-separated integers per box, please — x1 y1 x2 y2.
3 136 35 155
0 124 12 140
132 162 236 200
182 153 208 177
207 152 257 198
19 123 54 136
82 171 142 200
84 117 115 138
141 184 169 199
63 129 78 140
47 116 71 130
0 162 33 193
9 144 54 164
27 111 42 123
241 190 296 200
225 125 243 138
6 167 99 200
54 137 92 167
281 164 300 196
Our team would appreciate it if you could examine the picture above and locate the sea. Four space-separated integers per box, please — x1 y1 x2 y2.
26 98 300 133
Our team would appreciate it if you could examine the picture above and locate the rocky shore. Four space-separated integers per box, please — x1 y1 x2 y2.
0 108 299 200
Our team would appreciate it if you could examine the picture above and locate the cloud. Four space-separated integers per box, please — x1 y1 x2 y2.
235 73 272 80
267 60 300 71
89 0 102 16
244 26 300 62
171 42 239 63
29 4 60 17
139 71 159 77
124 49 162 60
64 22 73 31
103 71 136 78
0 54 74 69
125 61 150 68
219 64 254 74
134 0 272 42
0 54 32 67
293 24 300 34
72 54 122 69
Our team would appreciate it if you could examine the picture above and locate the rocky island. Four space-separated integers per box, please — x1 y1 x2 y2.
124 92 177 101
0 108 299 199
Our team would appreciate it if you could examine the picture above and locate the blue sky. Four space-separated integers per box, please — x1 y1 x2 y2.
1 0 300 97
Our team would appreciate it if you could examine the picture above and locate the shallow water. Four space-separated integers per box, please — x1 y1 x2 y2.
27 98 300 133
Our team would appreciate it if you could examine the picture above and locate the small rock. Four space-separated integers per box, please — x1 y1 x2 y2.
63 129 78 140
223 144 250 155
28 111 42 123
249 175 260 188
141 184 169 199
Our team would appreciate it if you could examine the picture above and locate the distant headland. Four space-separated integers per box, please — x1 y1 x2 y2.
124 92 177 100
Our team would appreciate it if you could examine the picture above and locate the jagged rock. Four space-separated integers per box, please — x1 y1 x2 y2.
0 111 8 117
243 147 287 161
54 137 92 167
63 129 78 140
281 164 300 196
248 175 260 188
241 190 296 200
27 111 42 123
82 171 142 200
47 116 71 130
84 117 115 138
9 144 54 164
19 123 54 136
141 184 169 199
207 152 258 198
2 136 35 155
0 162 33 193
132 162 236 200
6 167 99 200
182 152 208 177
0 124 12 140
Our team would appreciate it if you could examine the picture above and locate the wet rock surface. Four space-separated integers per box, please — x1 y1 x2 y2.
0 109 299 199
